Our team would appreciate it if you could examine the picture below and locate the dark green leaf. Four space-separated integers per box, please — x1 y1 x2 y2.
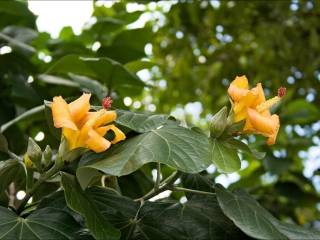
216 185 320 240
46 55 145 96
61 173 120 240
0 207 82 239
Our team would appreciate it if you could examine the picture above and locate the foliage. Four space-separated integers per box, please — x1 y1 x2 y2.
0 1 319 239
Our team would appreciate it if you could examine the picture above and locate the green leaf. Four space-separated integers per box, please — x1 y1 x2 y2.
181 173 215 199
115 109 173 133
0 159 26 206
0 207 82 239
282 99 320 124
84 186 245 240
77 125 211 188
68 73 108 100
0 105 45 133
125 60 156 73
210 139 241 173
225 138 266 159
0 133 8 152
46 55 145 96
216 185 320 240
97 28 152 63
61 173 120 240
37 74 79 88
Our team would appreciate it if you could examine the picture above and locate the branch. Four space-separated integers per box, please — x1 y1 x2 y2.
170 186 215 196
134 171 181 202
16 160 63 214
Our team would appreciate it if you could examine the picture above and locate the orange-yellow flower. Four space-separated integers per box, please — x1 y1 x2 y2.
51 93 125 153
228 75 282 145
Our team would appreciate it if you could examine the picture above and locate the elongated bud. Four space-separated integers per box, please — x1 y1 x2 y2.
42 145 52 168
210 106 228 138
102 96 112 110
26 137 42 170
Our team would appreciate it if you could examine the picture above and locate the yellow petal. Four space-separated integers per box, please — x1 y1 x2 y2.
228 75 249 102
69 93 91 123
52 96 78 131
62 128 80 150
252 83 266 106
96 125 126 144
86 129 111 153
266 115 280 145
233 90 258 122
247 108 279 145
93 110 117 128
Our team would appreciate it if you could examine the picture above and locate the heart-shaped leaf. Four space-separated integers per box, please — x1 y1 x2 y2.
0 207 82 239
77 124 211 188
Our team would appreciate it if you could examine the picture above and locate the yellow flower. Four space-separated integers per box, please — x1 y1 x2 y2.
228 75 282 145
51 93 125 153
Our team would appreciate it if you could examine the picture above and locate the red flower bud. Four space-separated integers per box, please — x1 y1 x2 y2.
278 87 286 98
102 97 112 110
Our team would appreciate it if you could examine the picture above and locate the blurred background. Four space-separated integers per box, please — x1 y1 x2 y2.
0 0 319 227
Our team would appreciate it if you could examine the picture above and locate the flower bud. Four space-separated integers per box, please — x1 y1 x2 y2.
210 106 228 138
42 145 53 168
26 137 42 170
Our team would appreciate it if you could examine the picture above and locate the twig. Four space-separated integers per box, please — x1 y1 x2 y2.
134 171 181 202
170 186 216 196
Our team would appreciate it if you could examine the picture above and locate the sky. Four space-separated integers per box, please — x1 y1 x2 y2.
28 1 93 38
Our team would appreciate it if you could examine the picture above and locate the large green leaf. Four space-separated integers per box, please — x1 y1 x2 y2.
210 139 241 173
115 109 173 133
0 207 82 239
46 55 145 96
282 99 320 124
97 28 152 63
38 74 109 101
77 124 211 188
216 185 320 240
61 173 120 240
79 186 247 240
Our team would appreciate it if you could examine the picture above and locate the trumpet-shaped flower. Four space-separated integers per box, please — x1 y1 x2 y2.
52 93 125 153
228 75 284 145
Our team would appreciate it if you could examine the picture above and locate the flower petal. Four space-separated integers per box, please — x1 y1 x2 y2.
228 75 249 102
62 128 80 150
52 96 78 130
86 129 111 153
247 108 279 145
96 125 126 144
69 93 91 123
93 110 117 128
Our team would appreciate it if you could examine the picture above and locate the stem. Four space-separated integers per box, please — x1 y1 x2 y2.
170 186 216 196
154 162 161 190
17 161 63 214
135 171 181 202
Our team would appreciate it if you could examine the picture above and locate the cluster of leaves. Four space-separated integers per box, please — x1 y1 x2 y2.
0 1 319 239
